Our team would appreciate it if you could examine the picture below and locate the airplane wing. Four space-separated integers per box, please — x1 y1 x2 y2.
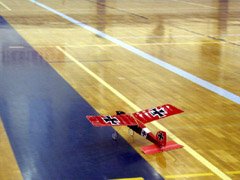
86 114 138 127
133 104 183 124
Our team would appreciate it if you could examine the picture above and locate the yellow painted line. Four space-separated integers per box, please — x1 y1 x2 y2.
165 173 214 179
61 41 223 47
0 118 22 179
117 34 240 38
32 41 226 49
125 41 223 46
31 40 236 49
112 177 144 180
165 170 240 179
152 122 232 180
0 1 11 11
56 46 140 110
227 171 240 175
56 46 231 180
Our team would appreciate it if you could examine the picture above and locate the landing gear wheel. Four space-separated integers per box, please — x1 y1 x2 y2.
128 129 134 136
112 131 118 141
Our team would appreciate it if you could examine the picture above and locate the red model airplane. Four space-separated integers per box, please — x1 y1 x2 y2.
86 104 183 154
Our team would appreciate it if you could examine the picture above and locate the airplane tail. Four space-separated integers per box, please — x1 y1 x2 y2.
141 131 183 154
156 131 167 146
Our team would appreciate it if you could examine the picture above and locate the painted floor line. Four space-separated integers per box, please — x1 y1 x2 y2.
112 177 144 180
227 171 240 175
0 1 11 11
30 0 240 105
165 170 240 179
28 1 232 180
32 41 226 48
116 34 240 39
171 0 216 9
31 40 240 49
56 46 231 180
165 172 214 179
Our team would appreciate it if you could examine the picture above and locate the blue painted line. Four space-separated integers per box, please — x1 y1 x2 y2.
30 0 240 105
0 16 163 180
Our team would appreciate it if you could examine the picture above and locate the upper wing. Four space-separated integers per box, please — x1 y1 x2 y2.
86 114 138 127
133 104 183 124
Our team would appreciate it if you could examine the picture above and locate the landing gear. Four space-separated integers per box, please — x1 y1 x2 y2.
128 129 134 136
112 131 118 140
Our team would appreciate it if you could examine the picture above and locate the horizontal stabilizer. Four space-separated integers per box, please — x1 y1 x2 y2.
141 141 183 154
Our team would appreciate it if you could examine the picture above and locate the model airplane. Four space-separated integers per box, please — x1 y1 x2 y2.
86 104 183 154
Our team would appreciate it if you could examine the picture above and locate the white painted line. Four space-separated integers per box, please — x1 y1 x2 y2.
56 46 231 180
30 0 240 105
171 0 216 9
9 46 24 49
0 1 11 11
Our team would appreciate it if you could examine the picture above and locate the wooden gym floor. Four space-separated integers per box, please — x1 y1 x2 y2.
0 0 240 179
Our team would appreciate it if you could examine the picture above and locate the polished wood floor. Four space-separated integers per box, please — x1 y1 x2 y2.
0 119 22 180
1 0 240 179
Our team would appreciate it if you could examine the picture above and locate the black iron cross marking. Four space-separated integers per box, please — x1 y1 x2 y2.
141 129 148 138
157 132 164 140
102 116 120 125
150 108 167 118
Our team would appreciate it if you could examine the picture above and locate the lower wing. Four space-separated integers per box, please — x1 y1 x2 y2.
86 114 138 127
